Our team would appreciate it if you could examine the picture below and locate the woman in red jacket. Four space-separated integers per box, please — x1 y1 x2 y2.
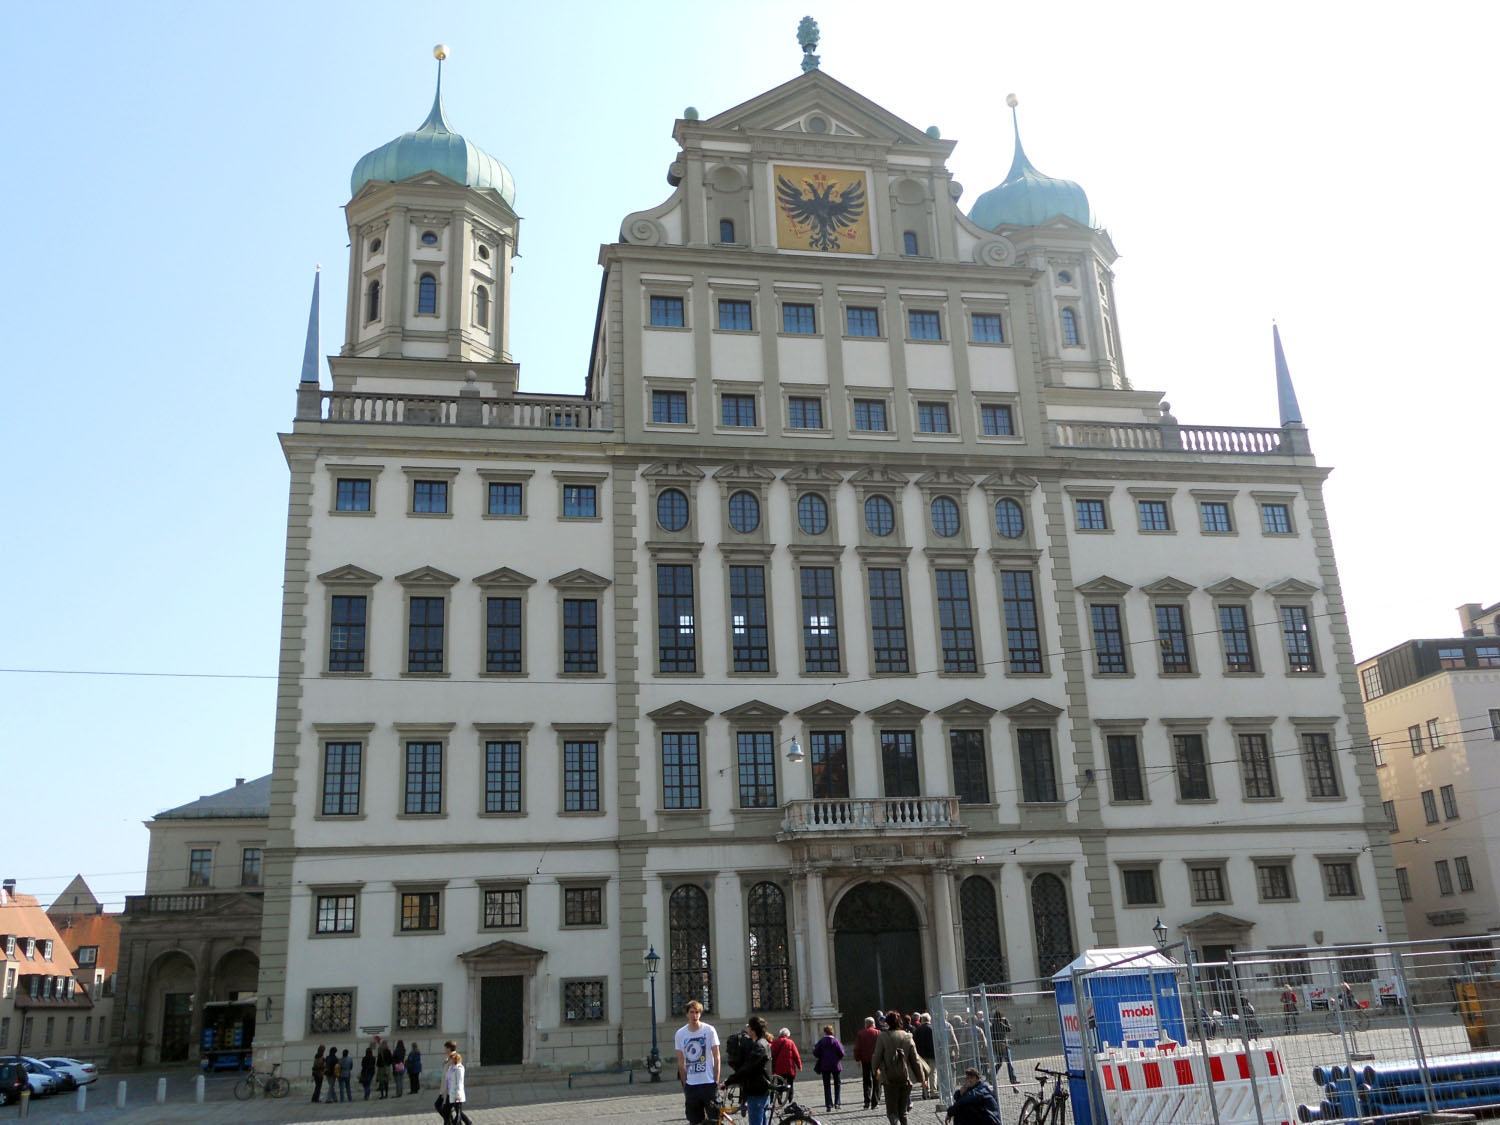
771 1028 803 1103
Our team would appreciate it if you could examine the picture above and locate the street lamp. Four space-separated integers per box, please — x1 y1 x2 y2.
785 736 804 764
645 945 663 1080
1152 916 1169 951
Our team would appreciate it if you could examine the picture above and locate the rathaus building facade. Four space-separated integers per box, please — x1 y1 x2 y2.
258 48 1403 1072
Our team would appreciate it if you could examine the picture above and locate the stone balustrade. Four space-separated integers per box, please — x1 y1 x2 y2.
1050 419 1294 455
781 796 963 834
310 390 614 431
124 891 262 915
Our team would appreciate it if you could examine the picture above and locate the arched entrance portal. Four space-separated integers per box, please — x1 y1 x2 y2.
832 882 925 1042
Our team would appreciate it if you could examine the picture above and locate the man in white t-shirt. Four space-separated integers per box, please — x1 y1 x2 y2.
674 1000 722 1124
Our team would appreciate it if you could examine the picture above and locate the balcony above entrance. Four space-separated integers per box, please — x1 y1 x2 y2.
781 796 964 837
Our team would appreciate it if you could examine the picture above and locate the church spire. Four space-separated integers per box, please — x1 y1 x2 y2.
299 267 320 385
1273 322 1302 425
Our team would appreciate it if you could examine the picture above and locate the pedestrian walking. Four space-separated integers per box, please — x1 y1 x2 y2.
854 1015 881 1110
393 1039 406 1097
812 1023 845 1112
772 1027 802 1103
338 1048 354 1102
311 1044 326 1103
359 1045 375 1099
1281 985 1300 1034
376 1038 393 1098
674 1000 721 1125
913 1015 935 1098
726 1016 774 1125
440 1040 472 1125
989 1010 1017 1089
871 1008 918 1125
407 1042 423 1093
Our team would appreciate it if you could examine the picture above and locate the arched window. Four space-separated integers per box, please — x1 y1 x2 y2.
720 219 736 244
670 885 713 1013
1060 307 1080 346
903 231 919 256
930 496 961 537
366 280 381 323
747 882 793 1011
474 285 490 329
864 495 895 537
960 876 1006 986
417 274 438 315
1030 873 1075 978
994 498 1025 539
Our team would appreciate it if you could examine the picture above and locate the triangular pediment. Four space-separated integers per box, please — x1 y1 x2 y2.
473 566 536 589
1265 577 1320 597
1203 577 1259 598
550 568 611 590
934 698 999 720
848 466 911 487
318 563 382 586
782 464 845 486
720 699 790 721
458 938 548 964
395 565 459 588
981 471 1038 492
713 463 777 483
1001 697 1065 720
643 461 706 482
916 469 975 490
1177 911 1255 935
1139 576 1197 597
200 892 265 917
865 699 930 721
647 701 715 722
795 699 860 721
1075 575 1132 597
700 70 941 149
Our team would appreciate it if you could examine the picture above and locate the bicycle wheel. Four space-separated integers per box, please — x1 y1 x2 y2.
268 1076 291 1098
1353 1009 1372 1034
233 1076 256 1100
1017 1095 1044 1125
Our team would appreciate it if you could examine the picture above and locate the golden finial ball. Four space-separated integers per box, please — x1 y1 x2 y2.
433 44 449 61
1006 93 1018 108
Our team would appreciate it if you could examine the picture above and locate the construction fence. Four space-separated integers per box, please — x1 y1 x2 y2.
929 935 1500 1124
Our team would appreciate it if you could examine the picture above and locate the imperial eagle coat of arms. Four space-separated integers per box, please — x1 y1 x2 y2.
774 166 871 253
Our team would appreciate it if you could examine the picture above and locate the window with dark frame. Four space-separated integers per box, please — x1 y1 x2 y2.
564 886 603 926
483 888 522 928
1060 307 1080 345
1457 856 1474 893
846 306 880 337
729 565 770 672
412 480 447 514
1372 737 1385 766
1190 866 1226 903
719 219 736 244
935 570 977 673
797 492 829 533
1107 735 1144 802
563 741 600 812
1361 665 1383 700
868 568 909 673
972 313 1005 343
1441 784 1459 820
1218 605 1256 672
1435 860 1454 896
1302 733 1341 798
1422 788 1439 824
1001 571 1043 673
329 595 367 672
1322 862 1358 898
717 299 753 331
1137 500 1170 531
365 281 380 323
1122 869 1158 906
484 741 521 814
335 478 371 512
1199 501 1231 532
950 729 990 804
736 731 777 808
417 274 438 315
853 398 888 431
322 742 361 815
908 310 942 340
240 848 262 887
487 481 523 515
404 742 443 814
188 849 211 887
669 885 713 1013
1396 867 1412 901
662 731 702 810
747 882 793 1010
1260 503 1292 534
1075 498 1108 530
902 230 919 256
485 597 522 673
1238 733 1277 799
1438 647 1465 668
980 403 1014 435
1090 605 1128 674
309 992 353 1034
1257 864 1292 901
656 488 690 533
864 494 895 536
652 390 689 424
1478 646 1500 668
474 285 490 328
917 401 951 433
562 599 599 674
1174 734 1211 800
656 564 697 673
1280 605 1317 672
399 891 440 931
782 303 816 335
727 490 761 533
787 396 824 429
960 876 1006 986
396 987 439 1030
721 394 757 427
800 566 840 672
1155 605 1192 673
930 496 961 537
563 979 606 1022
407 597 444 673
881 729 920 797
810 731 849 799
1018 729 1058 802
1409 724 1424 755
562 484 597 518
650 295 685 327
1428 718 1446 749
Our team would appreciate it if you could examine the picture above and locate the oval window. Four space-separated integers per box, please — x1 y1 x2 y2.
995 498 1025 539
864 495 895 537
797 493 829 535
656 488 689 532
931 496 961 537
477 243 491 261
421 230 439 246
1057 269 1072 283
727 490 761 534
369 237 382 255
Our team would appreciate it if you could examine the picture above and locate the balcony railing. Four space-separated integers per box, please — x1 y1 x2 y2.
310 390 613 432
781 796 963 834
1050 419 1293 455
124 891 263 915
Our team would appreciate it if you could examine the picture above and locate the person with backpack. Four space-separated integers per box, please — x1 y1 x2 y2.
989 1009 1017 1089
726 1016 775 1125
871 1008 918 1125
812 1023 845 1112
854 1016 881 1110
771 1028 802 1103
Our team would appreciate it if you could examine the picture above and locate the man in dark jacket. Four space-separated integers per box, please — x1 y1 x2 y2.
854 1016 881 1110
946 1068 1002 1125
913 1015 936 1098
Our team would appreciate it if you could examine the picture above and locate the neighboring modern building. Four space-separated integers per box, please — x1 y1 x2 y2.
46 875 121 1060
112 776 268 1065
1360 602 1500 941
257 41 1403 1074
0 881 94 1057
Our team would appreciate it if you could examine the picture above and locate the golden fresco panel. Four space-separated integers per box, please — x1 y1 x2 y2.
773 165 871 254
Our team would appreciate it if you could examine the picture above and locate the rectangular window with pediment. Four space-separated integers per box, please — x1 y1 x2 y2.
881 730 920 797
810 731 849 799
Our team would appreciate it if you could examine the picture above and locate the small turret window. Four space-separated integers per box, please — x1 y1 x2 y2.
476 243 491 261
474 285 490 329
369 238 382 255
1061 307 1080 346
418 274 438 315
719 219 735 244
902 231 919 256
1057 270 1072 284
421 230 439 246
366 280 381 324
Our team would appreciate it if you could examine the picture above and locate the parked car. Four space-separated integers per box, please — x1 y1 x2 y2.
0 1057 62 1096
0 1060 28 1105
39 1057 97 1087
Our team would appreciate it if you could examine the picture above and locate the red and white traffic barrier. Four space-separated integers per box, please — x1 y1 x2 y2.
1095 1041 1297 1125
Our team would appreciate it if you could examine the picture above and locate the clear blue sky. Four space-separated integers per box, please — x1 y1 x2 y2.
2 1 1494 909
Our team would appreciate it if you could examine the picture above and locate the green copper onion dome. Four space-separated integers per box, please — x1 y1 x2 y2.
350 56 515 205
968 97 1093 230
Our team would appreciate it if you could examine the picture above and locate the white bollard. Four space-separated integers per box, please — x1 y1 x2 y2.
196 1073 206 1103
116 1080 127 1107
17 1089 29 1118
156 1076 167 1103
76 1084 87 1111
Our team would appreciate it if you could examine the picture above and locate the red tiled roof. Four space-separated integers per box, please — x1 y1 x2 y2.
0 893 80 976
50 911 121 975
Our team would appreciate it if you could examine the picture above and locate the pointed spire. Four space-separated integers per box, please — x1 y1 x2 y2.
299 267 321 385
1004 93 1038 182
1273 322 1302 425
420 44 453 133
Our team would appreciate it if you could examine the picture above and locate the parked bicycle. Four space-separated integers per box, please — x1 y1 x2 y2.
233 1061 290 1099
1323 1001 1372 1035
1016 1066 1071 1125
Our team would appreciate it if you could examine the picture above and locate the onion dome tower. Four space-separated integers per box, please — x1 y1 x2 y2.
340 46 519 367
968 96 1094 231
